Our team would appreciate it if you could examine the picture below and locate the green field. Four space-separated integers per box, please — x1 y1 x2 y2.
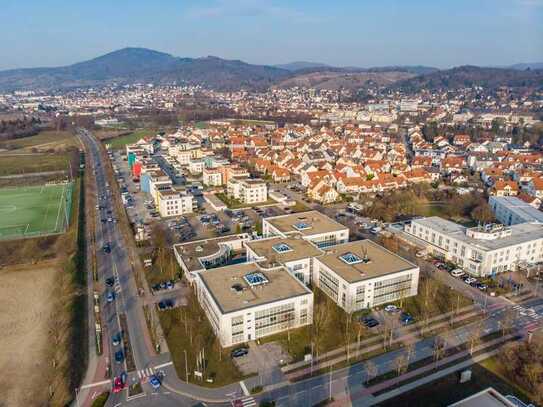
104 129 157 150
0 153 70 176
0 183 73 240
0 130 79 150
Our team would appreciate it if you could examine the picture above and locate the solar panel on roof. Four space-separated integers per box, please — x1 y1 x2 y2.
272 243 293 253
339 252 363 265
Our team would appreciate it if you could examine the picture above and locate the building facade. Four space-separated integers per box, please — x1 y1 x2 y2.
489 196 543 226
405 216 543 276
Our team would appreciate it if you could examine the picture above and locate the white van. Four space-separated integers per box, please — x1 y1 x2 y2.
451 269 465 278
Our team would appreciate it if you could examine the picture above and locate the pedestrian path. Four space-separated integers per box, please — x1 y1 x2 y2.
137 366 156 381
231 396 257 407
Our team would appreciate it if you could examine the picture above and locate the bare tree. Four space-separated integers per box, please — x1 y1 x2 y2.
501 307 515 337
432 335 447 369
312 293 329 358
364 360 378 384
393 354 407 376
468 324 483 355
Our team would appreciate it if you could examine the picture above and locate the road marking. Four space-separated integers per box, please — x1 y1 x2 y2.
154 361 174 369
235 397 256 407
137 370 143 379
240 380 250 396
80 379 112 390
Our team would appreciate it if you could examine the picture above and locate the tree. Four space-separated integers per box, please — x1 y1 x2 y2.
432 335 447 369
393 354 407 376
471 203 495 224
364 360 378 384
468 324 483 355
311 292 330 358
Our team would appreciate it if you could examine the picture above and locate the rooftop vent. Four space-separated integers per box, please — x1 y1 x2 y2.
244 272 269 287
195 246 203 252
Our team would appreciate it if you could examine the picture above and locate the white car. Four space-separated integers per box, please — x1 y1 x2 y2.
451 269 465 278
384 305 400 313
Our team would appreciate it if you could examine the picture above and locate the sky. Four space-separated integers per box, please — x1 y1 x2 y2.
0 0 542 70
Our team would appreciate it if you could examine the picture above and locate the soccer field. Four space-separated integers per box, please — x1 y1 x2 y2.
0 183 73 240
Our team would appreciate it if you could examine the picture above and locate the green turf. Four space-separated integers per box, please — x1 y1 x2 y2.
0 183 73 240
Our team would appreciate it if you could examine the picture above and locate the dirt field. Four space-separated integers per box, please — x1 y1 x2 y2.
0 263 58 407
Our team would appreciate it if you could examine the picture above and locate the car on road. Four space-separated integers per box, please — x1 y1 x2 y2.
105 277 115 287
112 376 125 393
102 243 111 253
112 332 122 346
231 347 249 358
384 305 400 313
106 291 115 303
114 350 124 364
149 374 161 390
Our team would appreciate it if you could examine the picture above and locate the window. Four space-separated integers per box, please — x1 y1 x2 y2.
272 243 293 253
339 252 363 265
244 272 269 286
293 222 312 231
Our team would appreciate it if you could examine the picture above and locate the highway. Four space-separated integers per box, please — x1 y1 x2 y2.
76 129 543 407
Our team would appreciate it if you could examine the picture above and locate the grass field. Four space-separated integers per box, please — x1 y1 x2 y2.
0 130 80 151
0 183 73 240
104 129 157 150
0 153 70 176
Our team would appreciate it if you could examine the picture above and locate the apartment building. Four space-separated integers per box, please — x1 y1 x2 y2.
227 178 268 204
203 167 223 186
489 196 543 226
245 235 324 285
157 189 194 218
263 210 349 249
195 262 313 347
313 240 419 313
405 216 543 276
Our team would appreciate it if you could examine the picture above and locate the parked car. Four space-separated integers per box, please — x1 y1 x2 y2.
158 301 167 311
105 277 115 287
231 347 249 358
106 291 115 303
451 269 465 278
400 312 414 324
103 243 111 254
384 305 400 313
360 316 380 328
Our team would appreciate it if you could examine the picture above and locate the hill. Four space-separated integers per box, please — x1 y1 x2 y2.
390 65 543 92
274 61 331 71
0 48 290 92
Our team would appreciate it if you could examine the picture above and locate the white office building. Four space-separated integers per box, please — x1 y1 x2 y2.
489 196 543 226
405 216 543 277
196 262 313 347
313 240 419 313
263 211 349 249
245 235 324 285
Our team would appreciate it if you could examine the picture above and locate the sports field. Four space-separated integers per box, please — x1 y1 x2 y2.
0 183 73 240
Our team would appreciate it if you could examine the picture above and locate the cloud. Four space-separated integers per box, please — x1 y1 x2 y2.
187 0 321 23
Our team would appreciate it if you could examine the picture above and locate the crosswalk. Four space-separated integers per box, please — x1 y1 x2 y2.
231 396 256 407
512 304 543 320
137 367 156 381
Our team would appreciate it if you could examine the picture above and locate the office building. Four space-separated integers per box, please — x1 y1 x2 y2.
313 240 419 313
405 216 543 276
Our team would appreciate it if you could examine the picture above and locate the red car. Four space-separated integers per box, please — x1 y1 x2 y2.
112 376 125 393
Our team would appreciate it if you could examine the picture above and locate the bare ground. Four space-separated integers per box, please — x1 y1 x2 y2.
0 263 58 407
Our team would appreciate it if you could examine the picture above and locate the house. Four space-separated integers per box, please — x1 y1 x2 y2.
308 181 340 204
489 180 519 197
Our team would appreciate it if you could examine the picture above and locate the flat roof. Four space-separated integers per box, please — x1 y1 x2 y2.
198 262 311 314
412 216 543 251
317 240 417 283
265 210 348 237
491 196 543 223
174 234 248 272
245 235 323 266
449 387 517 407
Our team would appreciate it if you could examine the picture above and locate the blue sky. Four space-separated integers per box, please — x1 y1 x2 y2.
1 0 542 70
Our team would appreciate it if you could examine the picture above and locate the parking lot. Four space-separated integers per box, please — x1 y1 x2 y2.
232 342 291 385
